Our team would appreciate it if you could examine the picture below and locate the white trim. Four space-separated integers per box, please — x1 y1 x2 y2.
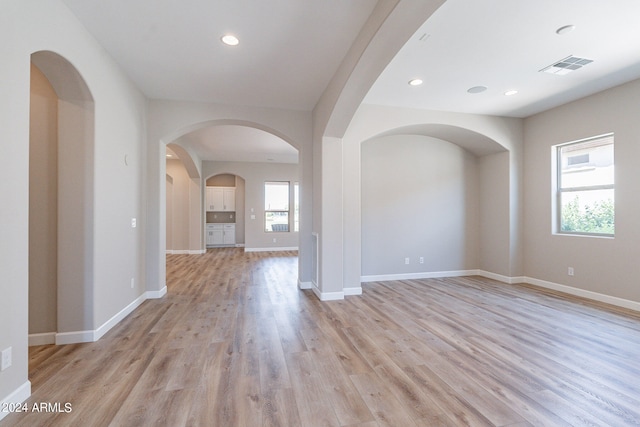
477 270 526 285
244 246 299 252
361 269 479 283
360 269 640 313
168 249 206 255
55 330 94 345
523 276 640 312
311 284 344 301
146 286 167 299
53 288 168 345
298 280 312 290
93 292 148 341
28 332 56 346
344 287 362 296
0 381 31 421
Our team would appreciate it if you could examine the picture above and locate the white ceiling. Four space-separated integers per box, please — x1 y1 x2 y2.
61 0 376 111
365 0 640 117
61 0 640 162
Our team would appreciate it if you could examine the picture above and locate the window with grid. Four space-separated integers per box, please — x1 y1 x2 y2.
555 134 614 236
265 181 290 232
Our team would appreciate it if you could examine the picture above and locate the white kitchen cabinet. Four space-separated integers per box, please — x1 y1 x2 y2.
206 223 235 246
223 224 235 245
206 187 235 212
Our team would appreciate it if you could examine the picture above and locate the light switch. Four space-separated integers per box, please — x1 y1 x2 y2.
251 215 256 220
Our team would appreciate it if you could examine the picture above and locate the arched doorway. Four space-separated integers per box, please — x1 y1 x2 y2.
29 51 95 346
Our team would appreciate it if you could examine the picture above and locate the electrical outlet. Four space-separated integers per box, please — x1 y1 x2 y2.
131 217 137 228
568 267 574 276
1 347 12 371
405 257 410 265
131 278 134 289
419 257 424 264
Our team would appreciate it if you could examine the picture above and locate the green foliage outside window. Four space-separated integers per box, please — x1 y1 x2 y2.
561 195 614 235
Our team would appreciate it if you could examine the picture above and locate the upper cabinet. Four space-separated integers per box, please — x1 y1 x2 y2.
206 186 235 212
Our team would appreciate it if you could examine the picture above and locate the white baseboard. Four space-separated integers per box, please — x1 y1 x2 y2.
298 280 312 290
344 287 363 296
477 270 526 285
55 330 95 345
361 269 640 313
0 381 31 422
28 332 56 346
311 284 344 301
167 249 204 254
53 287 167 345
93 292 148 341
361 269 478 283
522 276 640 312
146 286 167 299
244 246 299 252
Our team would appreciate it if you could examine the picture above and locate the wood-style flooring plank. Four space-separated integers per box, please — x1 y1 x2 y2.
4 249 640 427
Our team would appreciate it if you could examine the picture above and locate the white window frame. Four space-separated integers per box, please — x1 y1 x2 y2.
554 133 614 237
264 181 290 233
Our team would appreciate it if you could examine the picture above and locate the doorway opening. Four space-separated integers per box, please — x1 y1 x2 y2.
28 51 95 353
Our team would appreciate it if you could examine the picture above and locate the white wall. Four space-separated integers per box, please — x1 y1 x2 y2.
0 0 148 409
361 135 479 277
523 78 640 306
202 161 299 251
166 159 191 251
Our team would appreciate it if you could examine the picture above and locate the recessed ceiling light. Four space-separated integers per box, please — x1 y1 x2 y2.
504 90 518 96
408 78 423 86
221 34 239 46
467 86 487 94
166 154 173 158
556 25 575 35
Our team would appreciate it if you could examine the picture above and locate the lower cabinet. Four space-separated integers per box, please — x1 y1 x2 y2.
206 223 235 246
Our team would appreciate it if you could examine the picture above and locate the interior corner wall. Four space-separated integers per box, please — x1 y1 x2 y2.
478 151 511 276
29 64 58 336
361 134 480 276
523 78 640 304
166 159 191 251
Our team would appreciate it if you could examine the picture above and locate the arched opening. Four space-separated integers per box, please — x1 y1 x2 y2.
359 124 510 282
160 121 301 258
165 143 202 254
29 51 95 347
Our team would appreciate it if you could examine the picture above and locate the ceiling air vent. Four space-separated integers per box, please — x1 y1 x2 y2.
540 55 593 75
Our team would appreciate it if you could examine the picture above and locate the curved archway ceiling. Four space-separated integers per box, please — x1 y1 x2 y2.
176 125 298 164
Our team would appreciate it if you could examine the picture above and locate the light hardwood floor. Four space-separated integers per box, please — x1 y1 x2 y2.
4 248 640 426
